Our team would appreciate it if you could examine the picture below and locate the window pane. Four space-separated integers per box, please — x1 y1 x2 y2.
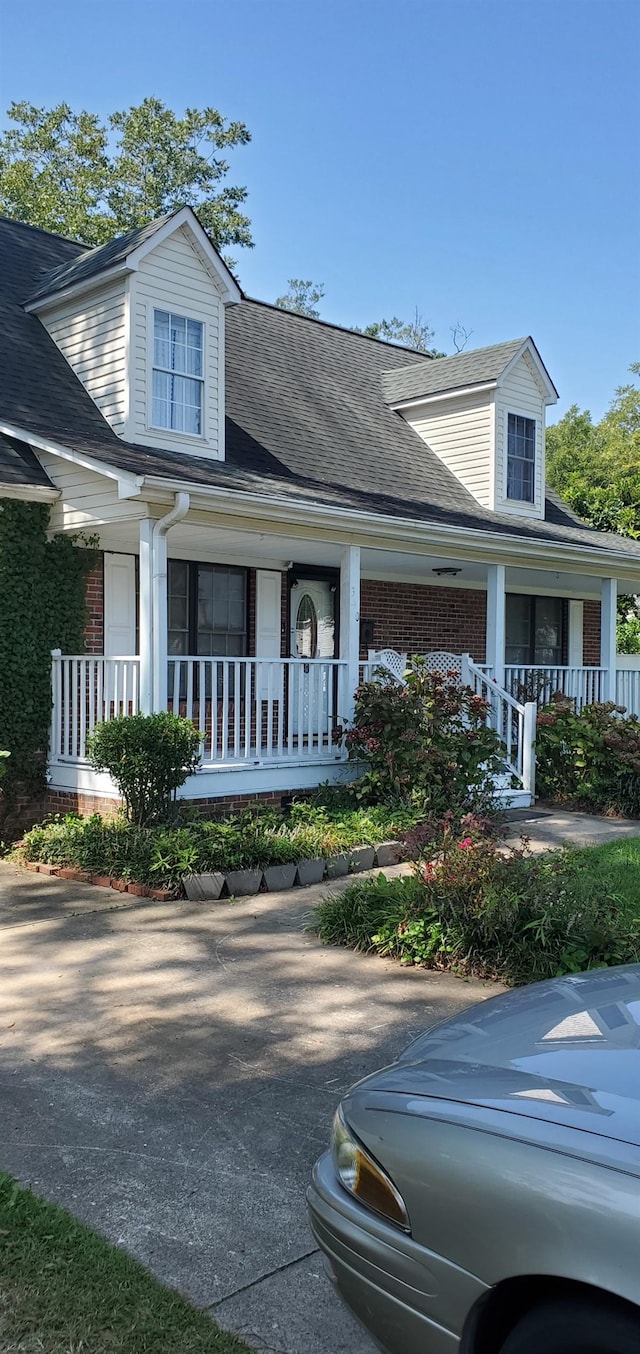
507 413 536 502
152 369 170 429
196 566 246 654
153 312 203 433
154 311 170 368
506 595 531 664
534 598 562 665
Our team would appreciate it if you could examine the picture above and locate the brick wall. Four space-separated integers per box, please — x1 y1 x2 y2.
43 786 289 820
583 600 601 666
359 580 487 662
84 556 104 653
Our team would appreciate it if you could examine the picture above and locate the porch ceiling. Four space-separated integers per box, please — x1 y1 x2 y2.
92 519 637 600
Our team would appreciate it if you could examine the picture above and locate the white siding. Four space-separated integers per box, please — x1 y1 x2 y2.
404 393 494 508
494 351 546 519
38 453 145 533
129 226 224 458
41 282 128 434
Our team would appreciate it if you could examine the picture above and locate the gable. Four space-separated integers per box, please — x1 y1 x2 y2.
128 224 226 458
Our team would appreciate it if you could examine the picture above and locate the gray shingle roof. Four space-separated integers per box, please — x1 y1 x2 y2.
381 337 553 405
0 214 638 564
24 211 179 307
0 432 55 488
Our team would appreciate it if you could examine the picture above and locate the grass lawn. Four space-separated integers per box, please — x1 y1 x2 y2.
570 837 640 914
0 1172 249 1354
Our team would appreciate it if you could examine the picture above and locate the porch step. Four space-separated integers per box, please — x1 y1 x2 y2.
492 768 533 810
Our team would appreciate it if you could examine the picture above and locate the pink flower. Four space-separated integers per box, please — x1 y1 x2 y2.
458 836 474 849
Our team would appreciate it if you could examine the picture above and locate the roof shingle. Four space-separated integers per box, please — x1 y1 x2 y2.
24 212 178 308
0 214 637 563
381 338 533 405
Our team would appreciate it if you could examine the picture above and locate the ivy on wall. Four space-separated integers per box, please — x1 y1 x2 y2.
0 500 97 808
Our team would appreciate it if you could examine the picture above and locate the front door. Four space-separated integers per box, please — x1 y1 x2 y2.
289 578 336 739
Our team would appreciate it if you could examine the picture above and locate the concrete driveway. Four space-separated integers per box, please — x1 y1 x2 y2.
0 862 491 1354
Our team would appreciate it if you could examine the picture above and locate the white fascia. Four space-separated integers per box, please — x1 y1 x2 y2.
24 262 131 314
0 421 143 500
126 206 242 305
389 381 497 413
139 474 640 584
0 482 60 503
25 206 242 315
497 339 559 406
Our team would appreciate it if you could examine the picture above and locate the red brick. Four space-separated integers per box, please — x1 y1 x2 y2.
111 878 128 892
126 882 152 897
150 888 174 901
38 863 59 876
91 874 112 888
24 861 40 871
57 867 91 881
360 580 487 662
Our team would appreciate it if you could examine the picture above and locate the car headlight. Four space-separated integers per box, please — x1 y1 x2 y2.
331 1105 410 1232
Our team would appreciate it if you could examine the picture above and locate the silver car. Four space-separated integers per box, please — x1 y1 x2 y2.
307 966 640 1354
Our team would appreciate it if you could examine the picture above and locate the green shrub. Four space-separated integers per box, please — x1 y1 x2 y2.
86 713 202 826
316 815 640 984
339 661 503 818
15 801 415 891
536 697 640 816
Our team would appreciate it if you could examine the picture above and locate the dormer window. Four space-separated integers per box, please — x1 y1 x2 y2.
152 310 204 435
506 413 535 503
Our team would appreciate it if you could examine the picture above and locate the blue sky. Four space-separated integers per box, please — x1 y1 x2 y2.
1 0 638 420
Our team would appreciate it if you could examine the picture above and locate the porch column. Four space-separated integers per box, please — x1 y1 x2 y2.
486 563 506 688
600 576 617 702
138 518 154 714
152 527 169 712
339 544 361 724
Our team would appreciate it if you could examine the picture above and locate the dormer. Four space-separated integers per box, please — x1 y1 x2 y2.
382 337 558 520
25 206 241 460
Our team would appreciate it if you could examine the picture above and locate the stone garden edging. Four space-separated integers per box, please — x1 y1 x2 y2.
20 840 405 902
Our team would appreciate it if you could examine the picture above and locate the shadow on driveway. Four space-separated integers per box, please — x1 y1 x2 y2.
0 863 494 1354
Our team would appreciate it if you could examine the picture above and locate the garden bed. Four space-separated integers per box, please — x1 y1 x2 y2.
315 820 640 986
10 803 414 898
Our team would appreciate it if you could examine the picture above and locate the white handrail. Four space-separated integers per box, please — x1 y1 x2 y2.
461 654 536 798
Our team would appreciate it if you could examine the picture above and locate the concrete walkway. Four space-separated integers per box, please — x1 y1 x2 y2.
0 862 492 1354
504 807 640 853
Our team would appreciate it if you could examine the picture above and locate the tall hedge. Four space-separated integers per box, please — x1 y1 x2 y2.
0 499 97 807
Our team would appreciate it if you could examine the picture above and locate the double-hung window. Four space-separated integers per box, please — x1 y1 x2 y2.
506 413 536 502
506 595 564 666
168 562 247 657
152 310 204 435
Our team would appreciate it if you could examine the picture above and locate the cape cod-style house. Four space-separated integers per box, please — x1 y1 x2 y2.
2 206 640 813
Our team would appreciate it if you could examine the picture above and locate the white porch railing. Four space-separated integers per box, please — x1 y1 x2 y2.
616 667 640 716
50 651 140 762
504 665 606 710
462 656 537 798
167 656 348 764
50 653 349 767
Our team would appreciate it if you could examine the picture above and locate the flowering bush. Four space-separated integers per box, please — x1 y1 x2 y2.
317 813 640 984
535 696 640 816
338 661 503 818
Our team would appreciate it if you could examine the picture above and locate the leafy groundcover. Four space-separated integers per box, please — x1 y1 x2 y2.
11 802 417 893
316 816 640 985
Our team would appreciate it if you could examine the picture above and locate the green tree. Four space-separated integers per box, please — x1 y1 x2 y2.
546 365 640 651
0 98 252 250
274 278 325 318
358 308 438 353
274 283 458 355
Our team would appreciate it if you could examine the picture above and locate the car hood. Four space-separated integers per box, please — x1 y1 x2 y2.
373 966 640 1146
